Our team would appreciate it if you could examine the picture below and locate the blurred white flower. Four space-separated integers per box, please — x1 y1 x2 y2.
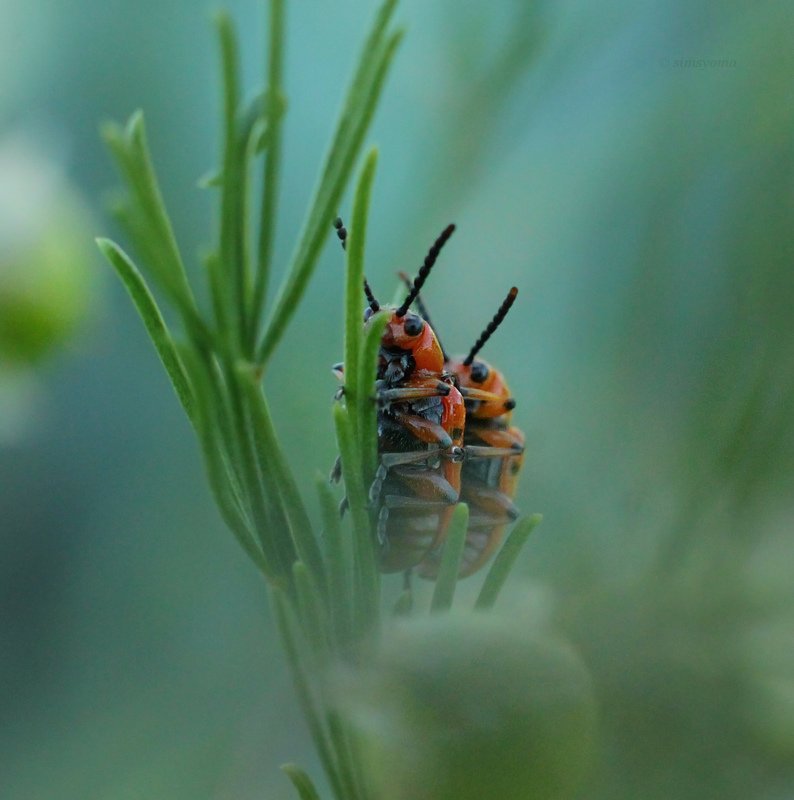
0 133 97 367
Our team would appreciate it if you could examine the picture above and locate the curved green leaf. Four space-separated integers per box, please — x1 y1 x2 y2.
97 238 194 422
475 514 542 610
431 503 470 612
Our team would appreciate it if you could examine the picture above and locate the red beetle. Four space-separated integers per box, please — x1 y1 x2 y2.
333 220 465 572
395 279 525 579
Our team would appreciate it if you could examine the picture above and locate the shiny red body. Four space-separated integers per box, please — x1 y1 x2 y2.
379 310 445 374
371 309 466 573
419 356 524 578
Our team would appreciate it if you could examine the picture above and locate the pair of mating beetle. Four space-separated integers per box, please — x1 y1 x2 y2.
333 219 524 579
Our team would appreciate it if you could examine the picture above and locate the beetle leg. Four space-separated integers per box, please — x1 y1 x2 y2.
377 506 389 548
460 482 520 520
464 445 523 459
460 386 510 405
383 494 455 510
381 448 442 468
467 511 516 528
369 449 443 505
392 411 453 448
338 496 349 518
377 382 450 404
468 425 524 451
369 462 389 505
387 468 459 504
329 455 342 483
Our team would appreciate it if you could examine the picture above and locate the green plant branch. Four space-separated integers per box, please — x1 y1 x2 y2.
98 3 544 797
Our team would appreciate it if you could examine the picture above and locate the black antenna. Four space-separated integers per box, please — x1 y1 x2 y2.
398 271 447 360
396 223 456 317
333 216 347 250
463 287 518 366
364 280 380 312
334 217 379 312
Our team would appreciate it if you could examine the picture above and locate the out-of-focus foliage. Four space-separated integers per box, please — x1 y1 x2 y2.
345 612 595 800
0 135 97 444
2 0 794 798
0 136 96 364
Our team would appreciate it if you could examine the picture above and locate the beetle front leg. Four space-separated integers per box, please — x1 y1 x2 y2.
392 411 454 449
461 482 520 521
464 445 523 459
468 425 524 451
377 381 450 404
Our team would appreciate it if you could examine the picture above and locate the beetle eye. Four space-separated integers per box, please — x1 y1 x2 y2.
363 307 374 322
470 361 489 383
403 314 424 337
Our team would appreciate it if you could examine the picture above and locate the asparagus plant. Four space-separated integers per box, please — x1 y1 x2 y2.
98 2 541 796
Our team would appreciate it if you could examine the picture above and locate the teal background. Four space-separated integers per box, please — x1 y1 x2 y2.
2 1 793 797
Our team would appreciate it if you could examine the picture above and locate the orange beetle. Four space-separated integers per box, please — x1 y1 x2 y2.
441 355 524 577
397 284 525 579
333 220 466 572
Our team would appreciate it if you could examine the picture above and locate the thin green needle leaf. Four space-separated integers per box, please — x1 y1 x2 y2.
191 319 247 491
475 514 542 611
333 404 379 642
389 276 407 307
281 764 321 800
297 561 364 800
250 0 287 348
318 0 397 176
326 27 403 240
97 238 194 423
257 0 401 366
431 503 469 612
225 367 294 578
272 588 348 800
293 562 331 658
239 364 324 590
325 709 367 800
176 343 273 579
345 148 379 441
215 11 240 144
102 113 198 321
358 311 388 487
332 406 367 538
335 150 382 642
316 474 351 647
197 169 223 189
107 195 169 299
215 11 247 351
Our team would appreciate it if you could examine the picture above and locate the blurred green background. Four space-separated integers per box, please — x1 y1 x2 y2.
2 0 793 797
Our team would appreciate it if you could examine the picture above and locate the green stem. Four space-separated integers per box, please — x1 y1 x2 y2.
272 589 349 800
